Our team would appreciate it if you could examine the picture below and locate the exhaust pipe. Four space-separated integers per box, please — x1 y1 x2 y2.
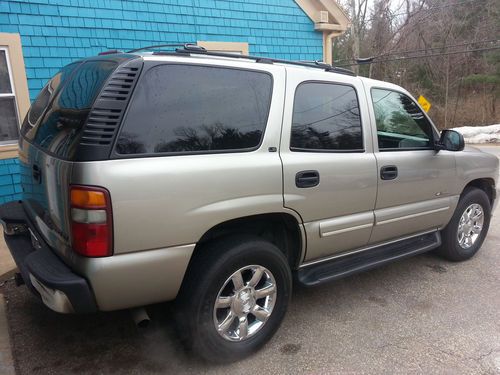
131 307 150 329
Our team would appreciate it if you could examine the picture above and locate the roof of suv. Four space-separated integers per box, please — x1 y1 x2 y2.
96 44 357 78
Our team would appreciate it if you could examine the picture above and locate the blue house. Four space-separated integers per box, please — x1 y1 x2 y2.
0 0 348 202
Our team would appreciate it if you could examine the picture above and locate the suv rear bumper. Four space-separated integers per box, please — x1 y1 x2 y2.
0 201 97 313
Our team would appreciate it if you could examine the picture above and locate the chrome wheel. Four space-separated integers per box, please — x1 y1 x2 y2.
213 265 277 342
457 203 484 249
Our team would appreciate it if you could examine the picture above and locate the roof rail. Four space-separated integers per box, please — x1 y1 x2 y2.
127 43 196 53
146 44 356 76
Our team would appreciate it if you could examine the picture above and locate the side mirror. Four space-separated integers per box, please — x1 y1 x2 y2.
436 129 464 152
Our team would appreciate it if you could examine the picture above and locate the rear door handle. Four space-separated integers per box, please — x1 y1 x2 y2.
380 165 398 180
296 170 320 188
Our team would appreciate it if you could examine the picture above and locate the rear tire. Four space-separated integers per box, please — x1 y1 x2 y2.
437 187 491 261
175 235 292 362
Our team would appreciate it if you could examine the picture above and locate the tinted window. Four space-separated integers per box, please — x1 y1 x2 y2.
116 65 272 155
371 89 434 150
24 61 117 158
291 82 363 151
22 62 79 138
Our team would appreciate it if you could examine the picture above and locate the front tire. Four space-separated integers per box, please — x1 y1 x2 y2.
437 187 491 261
176 236 292 362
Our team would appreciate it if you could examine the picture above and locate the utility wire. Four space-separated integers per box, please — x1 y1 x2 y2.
378 39 499 58
335 39 500 64
335 46 500 67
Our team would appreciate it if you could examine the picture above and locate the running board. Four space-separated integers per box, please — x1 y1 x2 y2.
297 231 441 287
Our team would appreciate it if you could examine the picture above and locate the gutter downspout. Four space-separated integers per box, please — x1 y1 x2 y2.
325 32 334 65
324 31 340 65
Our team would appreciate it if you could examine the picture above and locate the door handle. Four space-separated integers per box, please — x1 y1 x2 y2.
296 170 320 188
380 165 398 180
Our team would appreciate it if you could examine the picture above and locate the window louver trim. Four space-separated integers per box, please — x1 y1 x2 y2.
79 61 142 150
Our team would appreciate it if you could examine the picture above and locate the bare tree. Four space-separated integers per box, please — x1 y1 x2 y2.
334 0 499 127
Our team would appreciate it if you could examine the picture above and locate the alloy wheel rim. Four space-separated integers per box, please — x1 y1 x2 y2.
457 203 484 249
213 265 277 342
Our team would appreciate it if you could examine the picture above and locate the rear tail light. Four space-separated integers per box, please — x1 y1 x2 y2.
70 185 113 257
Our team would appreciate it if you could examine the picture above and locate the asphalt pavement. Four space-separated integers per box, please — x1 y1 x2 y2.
1 145 499 374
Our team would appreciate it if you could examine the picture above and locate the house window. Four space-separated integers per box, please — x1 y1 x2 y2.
0 48 19 144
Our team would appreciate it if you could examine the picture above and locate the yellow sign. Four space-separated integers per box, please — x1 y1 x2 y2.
418 95 431 112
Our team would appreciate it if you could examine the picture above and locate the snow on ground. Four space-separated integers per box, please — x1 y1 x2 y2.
452 124 500 144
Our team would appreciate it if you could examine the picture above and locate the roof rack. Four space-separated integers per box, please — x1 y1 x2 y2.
127 43 195 53
146 43 356 76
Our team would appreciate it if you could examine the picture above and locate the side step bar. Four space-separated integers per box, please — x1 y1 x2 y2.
297 231 441 287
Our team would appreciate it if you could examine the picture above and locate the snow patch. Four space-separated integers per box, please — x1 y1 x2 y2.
452 124 500 144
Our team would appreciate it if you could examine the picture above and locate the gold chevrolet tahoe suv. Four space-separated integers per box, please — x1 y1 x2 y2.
1 44 498 362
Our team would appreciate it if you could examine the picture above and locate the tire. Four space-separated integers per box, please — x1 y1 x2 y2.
175 235 292 362
437 187 491 262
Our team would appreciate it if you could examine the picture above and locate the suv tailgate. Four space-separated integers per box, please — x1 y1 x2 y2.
19 59 119 254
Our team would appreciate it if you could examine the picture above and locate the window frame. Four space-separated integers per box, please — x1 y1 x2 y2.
111 62 275 159
289 80 365 153
370 87 440 152
0 46 20 146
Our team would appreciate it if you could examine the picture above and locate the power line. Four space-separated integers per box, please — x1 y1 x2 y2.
335 46 500 67
378 39 500 58
335 39 500 64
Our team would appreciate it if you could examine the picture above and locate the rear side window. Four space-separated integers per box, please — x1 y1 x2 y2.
24 61 117 158
291 82 363 151
115 64 273 155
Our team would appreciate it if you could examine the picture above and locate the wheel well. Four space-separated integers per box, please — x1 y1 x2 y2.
463 178 495 206
195 213 303 269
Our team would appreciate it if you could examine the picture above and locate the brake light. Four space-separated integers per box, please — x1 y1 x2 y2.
70 185 113 257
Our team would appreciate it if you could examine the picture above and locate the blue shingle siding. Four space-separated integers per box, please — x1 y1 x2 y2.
1 0 323 101
0 0 323 202
0 158 21 204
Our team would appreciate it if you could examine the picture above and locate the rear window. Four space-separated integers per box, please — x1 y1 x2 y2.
22 62 79 138
115 64 273 155
23 60 117 158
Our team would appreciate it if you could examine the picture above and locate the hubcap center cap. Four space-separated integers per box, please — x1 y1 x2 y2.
464 221 473 233
234 288 255 315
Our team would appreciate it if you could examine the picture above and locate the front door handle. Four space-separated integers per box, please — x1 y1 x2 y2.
380 165 398 180
296 170 320 188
